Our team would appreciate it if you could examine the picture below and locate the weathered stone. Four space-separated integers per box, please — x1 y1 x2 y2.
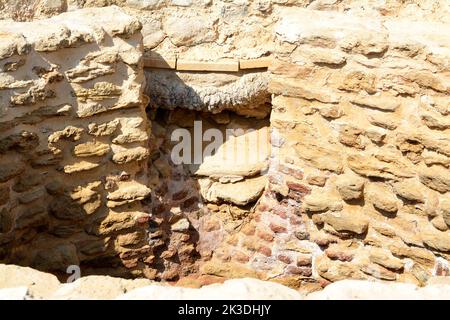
421 112 450 130
49 196 85 221
306 175 327 186
88 120 119 137
335 174 365 201
112 147 149 164
325 246 354 262
410 263 431 286
112 128 148 144
360 263 397 281
0 33 30 60
389 244 436 268
364 128 386 144
368 114 398 130
70 181 101 205
420 225 450 252
31 242 79 273
337 70 377 94
199 176 267 206
347 153 414 180
74 82 121 102
393 179 426 203
171 218 190 232
0 186 9 206
316 256 365 282
369 247 404 271
303 191 343 213
73 141 110 157
200 260 260 279
404 71 447 92
0 131 39 154
18 188 46 204
78 238 109 256
270 77 339 103
0 208 13 233
323 210 369 235
339 125 365 149
15 205 48 229
419 166 450 193
351 95 400 112
431 216 448 232
316 104 344 119
63 161 100 174
49 224 80 238
107 183 151 207
365 183 399 214
304 47 346 66
441 199 450 227
164 15 217 47
12 172 42 193
97 212 139 235
48 126 84 145
0 162 24 183
0 264 60 298
153 158 171 177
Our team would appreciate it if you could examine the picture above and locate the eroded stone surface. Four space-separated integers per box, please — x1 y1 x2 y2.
0 1 449 291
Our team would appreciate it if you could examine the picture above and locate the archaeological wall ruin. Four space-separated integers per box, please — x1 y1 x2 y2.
0 1 449 288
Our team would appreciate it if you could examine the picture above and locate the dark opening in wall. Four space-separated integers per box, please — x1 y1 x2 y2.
144 104 272 282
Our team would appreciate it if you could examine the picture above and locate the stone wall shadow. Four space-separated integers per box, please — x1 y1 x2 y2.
144 57 272 281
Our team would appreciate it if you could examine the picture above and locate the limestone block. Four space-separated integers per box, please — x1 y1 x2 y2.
335 174 365 201
365 183 399 214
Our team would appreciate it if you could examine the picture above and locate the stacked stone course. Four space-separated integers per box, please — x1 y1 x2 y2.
0 2 449 289
0 7 154 278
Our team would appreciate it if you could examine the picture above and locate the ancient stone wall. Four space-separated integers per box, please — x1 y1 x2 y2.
0 7 154 279
262 8 450 285
0 2 449 289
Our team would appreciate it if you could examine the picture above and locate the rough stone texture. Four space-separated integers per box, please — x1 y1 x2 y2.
264 7 450 286
0 0 449 292
2 264 450 300
0 7 153 279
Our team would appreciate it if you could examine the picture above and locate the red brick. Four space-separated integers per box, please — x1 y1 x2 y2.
257 203 269 213
278 164 304 180
234 251 250 263
203 219 221 232
296 254 312 266
286 181 311 194
122 258 138 269
257 245 272 257
289 216 302 225
256 229 274 242
325 248 354 262
172 190 188 201
273 206 288 219
269 222 287 233
286 265 312 277
278 254 292 264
